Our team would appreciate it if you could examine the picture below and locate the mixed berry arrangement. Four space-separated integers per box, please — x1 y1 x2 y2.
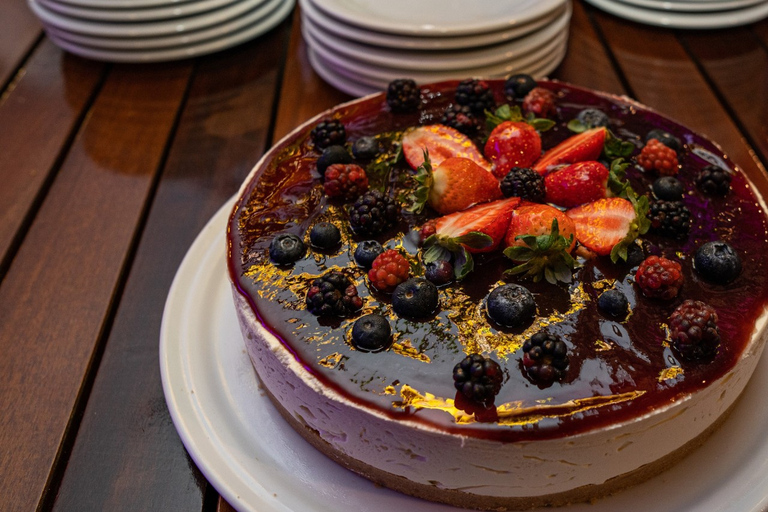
236 76 768 435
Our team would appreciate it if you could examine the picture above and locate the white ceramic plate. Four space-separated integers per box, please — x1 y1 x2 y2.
583 0 768 28
29 0 271 37
299 0 566 50
44 0 293 62
53 0 201 10
310 0 567 37
161 197 768 512
38 0 240 22
301 2 571 71
43 0 283 51
616 0 765 12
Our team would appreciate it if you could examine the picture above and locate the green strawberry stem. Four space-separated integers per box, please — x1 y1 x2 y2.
407 149 433 214
422 231 493 280
610 189 651 263
503 219 576 285
485 104 555 132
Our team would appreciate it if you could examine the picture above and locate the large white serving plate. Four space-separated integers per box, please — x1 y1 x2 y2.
300 0 566 50
584 0 768 27
310 0 567 36
616 0 765 12
160 197 768 512
37 0 239 22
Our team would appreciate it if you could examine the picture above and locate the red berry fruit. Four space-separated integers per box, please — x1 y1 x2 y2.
638 139 679 176
484 121 542 179
522 87 557 118
323 163 369 200
368 249 410 293
668 299 720 361
635 255 684 299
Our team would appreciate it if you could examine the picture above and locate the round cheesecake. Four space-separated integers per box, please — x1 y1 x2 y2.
226 80 768 509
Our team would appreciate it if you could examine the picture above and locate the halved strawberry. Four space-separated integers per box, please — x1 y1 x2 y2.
484 121 542 179
409 153 502 215
533 127 607 175
402 124 491 171
565 196 650 261
503 204 577 284
544 161 609 208
421 198 520 280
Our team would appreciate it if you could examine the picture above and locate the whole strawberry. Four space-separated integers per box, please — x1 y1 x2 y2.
409 153 502 215
484 121 542 179
323 163 369 200
544 161 609 208
533 127 607 175
402 124 490 171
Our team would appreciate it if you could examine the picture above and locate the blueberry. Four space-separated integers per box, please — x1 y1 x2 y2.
652 176 684 201
392 278 439 318
576 108 609 128
625 243 645 267
354 240 384 268
694 241 742 284
317 145 352 177
309 222 341 249
425 260 453 286
597 289 629 318
485 284 536 328
504 73 537 99
645 128 682 153
352 136 380 160
269 233 305 264
351 314 392 352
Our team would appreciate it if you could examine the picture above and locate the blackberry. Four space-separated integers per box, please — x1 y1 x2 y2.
694 241 742 285
353 240 384 268
317 145 352 177
425 260 453 286
351 314 392 352
351 136 380 160
522 332 569 385
311 119 346 150
392 278 439 318
635 255 684 300
305 271 363 317
576 108 609 128
440 104 480 135
695 165 731 196
648 200 691 238
386 78 420 113
504 73 537 100
652 176 684 201
269 233 305 265
500 167 545 202
309 222 341 250
645 128 682 153
452 354 504 405
348 189 400 236
668 300 720 361
485 283 536 328
597 289 629 319
455 79 496 114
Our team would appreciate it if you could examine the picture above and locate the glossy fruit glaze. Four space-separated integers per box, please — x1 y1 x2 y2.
227 80 768 442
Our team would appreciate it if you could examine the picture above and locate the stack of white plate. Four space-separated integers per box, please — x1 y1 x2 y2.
300 0 572 97
28 0 295 62
584 0 768 28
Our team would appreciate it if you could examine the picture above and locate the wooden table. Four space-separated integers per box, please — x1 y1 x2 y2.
1 1 767 510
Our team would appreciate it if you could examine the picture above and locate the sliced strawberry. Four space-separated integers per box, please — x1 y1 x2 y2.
484 121 542 179
533 127 607 175
566 196 650 261
409 154 502 215
402 124 491 171
505 204 576 251
544 161 609 208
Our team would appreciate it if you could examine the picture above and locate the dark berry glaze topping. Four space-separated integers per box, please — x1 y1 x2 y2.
227 80 768 442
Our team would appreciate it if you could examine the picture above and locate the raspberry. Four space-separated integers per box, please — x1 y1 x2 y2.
348 189 400 236
452 354 504 405
455 79 496 114
305 271 363 317
440 104 480 135
311 119 346 150
695 164 732 196
638 139 678 175
648 200 691 238
522 87 556 118
522 332 569 385
386 78 420 113
635 255 684 299
500 167 545 202
367 249 410 292
323 163 369 200
668 299 720 361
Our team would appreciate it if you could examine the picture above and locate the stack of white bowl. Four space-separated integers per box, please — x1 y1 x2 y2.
583 0 768 28
28 0 295 62
300 0 572 97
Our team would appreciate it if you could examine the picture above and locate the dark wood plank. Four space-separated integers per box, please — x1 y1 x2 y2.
218 497 237 512
591 11 765 177
0 39 105 278
0 0 43 87
50 24 291 511
0 62 192 512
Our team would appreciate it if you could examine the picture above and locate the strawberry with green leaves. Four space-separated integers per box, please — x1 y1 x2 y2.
503 204 577 284
421 198 520 280
409 152 502 215
544 159 630 208
565 195 650 262
483 105 554 179
402 124 490 171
